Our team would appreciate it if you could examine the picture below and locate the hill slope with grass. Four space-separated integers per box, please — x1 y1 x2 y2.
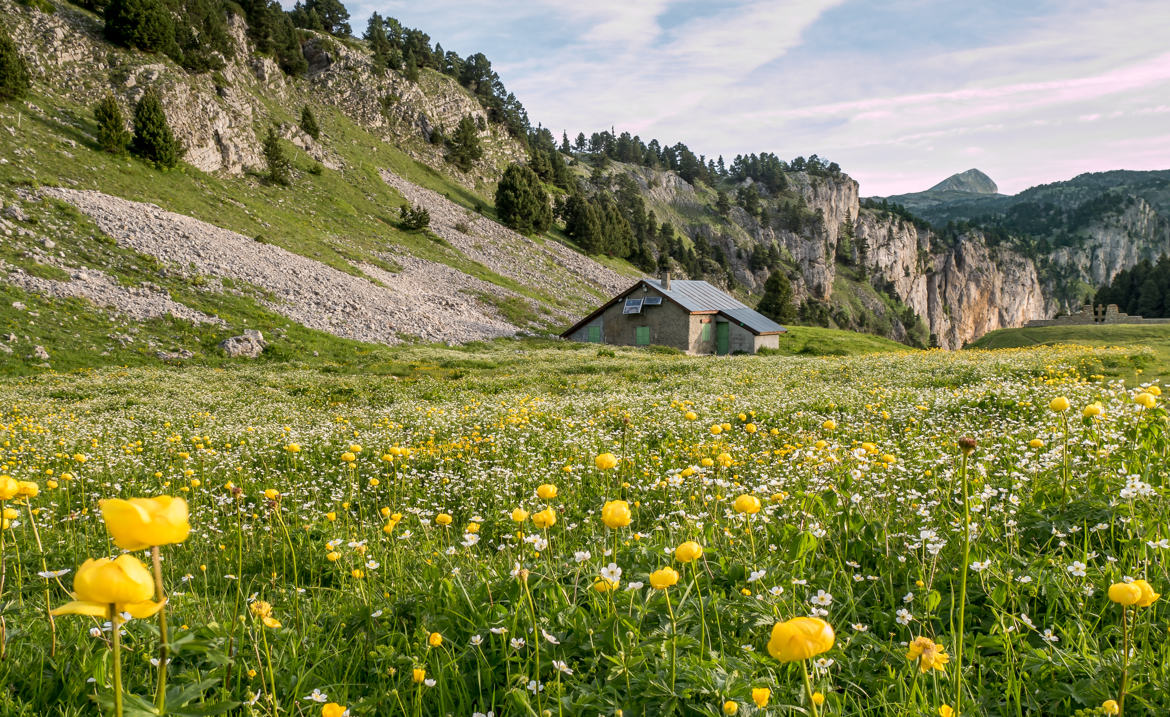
968 323 1170 379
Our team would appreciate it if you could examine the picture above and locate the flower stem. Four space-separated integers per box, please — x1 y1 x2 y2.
954 449 971 715
801 660 819 717
110 605 124 717
664 590 677 693
151 546 168 712
1120 604 1129 715
691 563 706 654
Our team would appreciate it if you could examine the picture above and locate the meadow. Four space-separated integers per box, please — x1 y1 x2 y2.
0 342 1166 716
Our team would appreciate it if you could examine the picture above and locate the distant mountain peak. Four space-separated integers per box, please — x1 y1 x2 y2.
928 169 998 195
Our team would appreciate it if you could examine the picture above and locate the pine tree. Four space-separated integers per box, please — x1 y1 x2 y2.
563 193 603 254
404 51 419 82
446 115 483 172
0 28 31 102
757 269 796 324
262 125 291 186
715 190 731 216
104 0 175 54
300 105 319 140
93 95 130 154
130 88 182 168
365 13 392 73
495 163 551 235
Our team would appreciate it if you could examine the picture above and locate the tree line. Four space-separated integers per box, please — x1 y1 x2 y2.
1094 256 1170 318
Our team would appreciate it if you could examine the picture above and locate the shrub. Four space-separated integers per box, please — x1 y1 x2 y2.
0 28 31 101
93 95 130 154
130 88 182 169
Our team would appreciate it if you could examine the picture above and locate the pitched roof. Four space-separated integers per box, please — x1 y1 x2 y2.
562 278 786 337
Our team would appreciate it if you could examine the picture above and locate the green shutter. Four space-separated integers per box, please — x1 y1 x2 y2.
587 325 601 343
701 324 711 342
635 326 650 346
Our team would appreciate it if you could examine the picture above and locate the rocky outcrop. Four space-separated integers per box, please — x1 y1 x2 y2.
0 1 525 181
219 330 266 358
1049 197 1170 294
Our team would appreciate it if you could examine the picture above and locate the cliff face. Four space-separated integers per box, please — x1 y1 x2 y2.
636 160 1051 348
853 213 1051 348
1049 197 1170 294
2 2 524 182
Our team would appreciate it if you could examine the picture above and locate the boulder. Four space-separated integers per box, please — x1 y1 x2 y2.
219 330 266 358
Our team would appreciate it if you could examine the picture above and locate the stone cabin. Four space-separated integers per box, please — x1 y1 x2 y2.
562 275 786 355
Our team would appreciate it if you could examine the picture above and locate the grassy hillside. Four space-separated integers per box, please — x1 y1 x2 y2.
969 323 1170 378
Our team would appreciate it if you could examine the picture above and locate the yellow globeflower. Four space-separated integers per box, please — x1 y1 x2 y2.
733 494 761 514
1049 396 1070 412
751 688 770 708
905 636 950 673
1102 700 1120 715
709 424 723 435
812 692 825 706
511 507 529 523
340 452 356 462
322 704 348 717
601 500 632 529
435 513 453 526
592 578 617 593
285 443 301 453
1135 392 1156 409
684 411 698 421
99 496 191 550
744 423 757 433
1083 402 1103 418
16 481 38 498
939 706 955 717
674 541 703 563
822 419 836 431
532 508 557 529
51 555 165 618
412 667 426 683
766 617 835 662
537 484 558 500
1108 582 1142 606
1149 385 1162 396
1028 438 1044 449
0 476 19 500
595 453 619 470
1132 579 1160 607
722 700 738 715
716 452 734 467
428 631 443 647
649 567 680 590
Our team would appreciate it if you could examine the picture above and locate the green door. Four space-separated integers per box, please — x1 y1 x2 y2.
587 325 601 343
635 326 650 346
715 322 729 355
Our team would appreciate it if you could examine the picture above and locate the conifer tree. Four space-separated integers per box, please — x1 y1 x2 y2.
300 105 319 140
757 269 796 324
104 0 175 54
445 115 483 172
365 13 392 73
262 125 291 186
404 51 419 82
496 163 551 235
94 95 130 154
130 88 182 168
0 28 30 102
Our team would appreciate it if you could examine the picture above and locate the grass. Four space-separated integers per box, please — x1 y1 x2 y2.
766 325 910 356
969 323 1170 379
0 344 1165 716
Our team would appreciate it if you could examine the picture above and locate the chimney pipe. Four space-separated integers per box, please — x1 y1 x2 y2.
663 272 671 291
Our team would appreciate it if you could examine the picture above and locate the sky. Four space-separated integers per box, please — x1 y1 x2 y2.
333 0 1170 196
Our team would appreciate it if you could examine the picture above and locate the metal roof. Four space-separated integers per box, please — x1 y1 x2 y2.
644 279 786 334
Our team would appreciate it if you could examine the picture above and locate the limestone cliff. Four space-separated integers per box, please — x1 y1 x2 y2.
2 1 524 183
